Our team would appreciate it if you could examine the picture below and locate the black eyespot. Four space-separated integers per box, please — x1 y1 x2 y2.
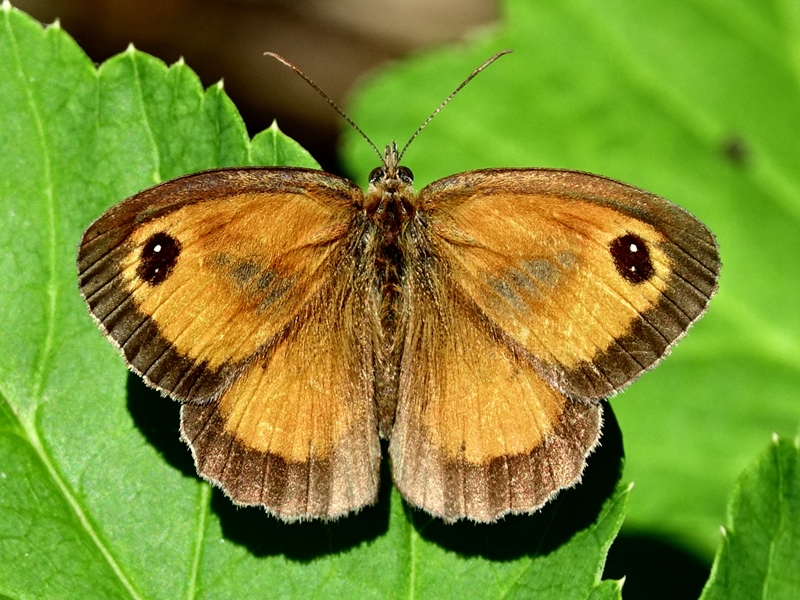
397 166 414 183
609 233 654 284
137 232 181 285
369 167 385 184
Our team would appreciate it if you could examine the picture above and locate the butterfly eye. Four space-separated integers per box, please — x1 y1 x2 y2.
369 167 385 183
398 166 414 183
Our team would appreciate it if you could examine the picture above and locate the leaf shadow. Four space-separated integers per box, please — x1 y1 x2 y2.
126 374 196 478
407 401 624 560
603 531 710 599
128 374 622 562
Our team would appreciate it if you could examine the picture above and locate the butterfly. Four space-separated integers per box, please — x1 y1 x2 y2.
77 51 720 522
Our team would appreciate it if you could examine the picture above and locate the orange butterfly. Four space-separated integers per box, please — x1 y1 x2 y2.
78 52 720 522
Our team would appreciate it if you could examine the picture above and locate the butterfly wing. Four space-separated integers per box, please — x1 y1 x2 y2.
421 168 720 398
78 168 381 520
389 168 719 522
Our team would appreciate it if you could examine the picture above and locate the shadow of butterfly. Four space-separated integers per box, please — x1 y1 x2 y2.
77 51 720 523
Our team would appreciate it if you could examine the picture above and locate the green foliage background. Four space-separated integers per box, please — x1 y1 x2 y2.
0 0 798 598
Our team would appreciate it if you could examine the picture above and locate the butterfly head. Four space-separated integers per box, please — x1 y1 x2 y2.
364 141 416 217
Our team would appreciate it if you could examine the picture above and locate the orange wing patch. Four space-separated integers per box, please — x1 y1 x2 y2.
119 191 348 368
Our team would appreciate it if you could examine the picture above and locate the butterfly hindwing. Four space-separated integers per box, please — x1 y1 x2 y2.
180 248 381 519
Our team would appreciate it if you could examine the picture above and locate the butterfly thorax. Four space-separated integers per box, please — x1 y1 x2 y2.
364 142 418 287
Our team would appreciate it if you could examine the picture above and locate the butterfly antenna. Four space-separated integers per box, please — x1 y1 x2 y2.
397 49 512 162
264 52 384 162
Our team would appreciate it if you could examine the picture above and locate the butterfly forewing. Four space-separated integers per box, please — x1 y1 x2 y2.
79 169 360 401
419 168 721 400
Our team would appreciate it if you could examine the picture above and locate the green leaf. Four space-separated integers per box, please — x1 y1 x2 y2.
343 0 800 558
0 4 625 598
701 435 800 600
